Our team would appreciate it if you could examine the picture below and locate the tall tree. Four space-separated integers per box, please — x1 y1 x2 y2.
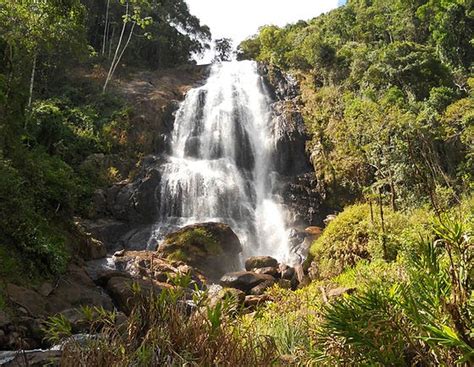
213 38 233 62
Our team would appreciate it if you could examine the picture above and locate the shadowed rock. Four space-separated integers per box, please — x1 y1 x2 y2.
220 271 275 293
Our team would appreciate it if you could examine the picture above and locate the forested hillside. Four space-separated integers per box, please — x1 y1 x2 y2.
239 0 473 211
0 0 210 280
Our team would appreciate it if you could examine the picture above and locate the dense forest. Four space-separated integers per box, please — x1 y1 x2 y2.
0 0 473 365
239 0 473 211
0 0 211 278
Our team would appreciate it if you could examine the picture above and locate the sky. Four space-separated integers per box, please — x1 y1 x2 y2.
186 0 346 63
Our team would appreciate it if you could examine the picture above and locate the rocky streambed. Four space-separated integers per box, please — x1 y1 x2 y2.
0 221 324 366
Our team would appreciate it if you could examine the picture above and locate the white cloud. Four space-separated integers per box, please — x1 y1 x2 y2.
186 0 340 63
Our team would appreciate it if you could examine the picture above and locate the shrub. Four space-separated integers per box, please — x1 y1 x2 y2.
310 204 434 280
317 215 474 366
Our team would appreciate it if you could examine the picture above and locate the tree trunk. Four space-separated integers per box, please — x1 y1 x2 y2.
110 21 135 80
102 0 111 56
28 53 37 108
103 1 129 92
108 24 116 60
379 189 388 260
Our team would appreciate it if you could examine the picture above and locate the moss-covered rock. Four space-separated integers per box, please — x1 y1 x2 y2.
157 223 243 280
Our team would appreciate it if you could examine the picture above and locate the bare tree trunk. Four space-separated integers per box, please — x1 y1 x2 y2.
110 21 135 79
28 53 37 108
103 1 129 92
102 0 111 55
379 189 388 260
369 199 374 224
108 24 116 60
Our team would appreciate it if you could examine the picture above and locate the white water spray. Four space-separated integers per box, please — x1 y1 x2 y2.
152 61 295 264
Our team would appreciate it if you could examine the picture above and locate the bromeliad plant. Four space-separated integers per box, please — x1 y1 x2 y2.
317 214 473 366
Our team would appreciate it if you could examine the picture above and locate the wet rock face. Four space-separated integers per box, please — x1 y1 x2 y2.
281 173 328 227
106 156 164 225
258 64 312 177
257 63 327 232
157 222 243 281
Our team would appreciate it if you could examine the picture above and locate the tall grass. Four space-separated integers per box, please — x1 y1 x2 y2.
49 281 278 366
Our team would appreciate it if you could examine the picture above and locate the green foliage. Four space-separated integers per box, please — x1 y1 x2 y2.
0 158 71 280
240 0 473 210
43 314 73 344
82 0 211 69
310 204 433 279
318 212 474 365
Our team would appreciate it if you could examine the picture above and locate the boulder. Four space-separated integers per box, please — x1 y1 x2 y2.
250 280 275 296
254 267 279 277
6 284 47 317
220 272 275 293
245 256 278 271
324 214 337 226
105 276 171 315
158 223 242 280
45 264 114 314
0 311 11 328
304 226 323 236
7 263 114 319
327 287 356 299
279 264 295 280
111 250 206 287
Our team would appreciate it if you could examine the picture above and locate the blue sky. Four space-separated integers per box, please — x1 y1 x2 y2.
186 0 345 62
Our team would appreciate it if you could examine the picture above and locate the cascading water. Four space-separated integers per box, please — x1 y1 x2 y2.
151 61 296 265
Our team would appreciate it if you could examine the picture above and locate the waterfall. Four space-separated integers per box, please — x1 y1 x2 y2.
151 61 295 265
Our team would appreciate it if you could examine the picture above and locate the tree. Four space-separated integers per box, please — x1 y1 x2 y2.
103 0 153 92
0 0 86 106
213 38 233 62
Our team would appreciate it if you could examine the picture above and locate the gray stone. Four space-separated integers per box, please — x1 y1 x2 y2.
220 271 275 293
0 311 11 328
245 256 278 271
254 267 279 277
250 280 275 296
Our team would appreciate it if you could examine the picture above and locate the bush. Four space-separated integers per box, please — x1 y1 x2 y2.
0 157 70 281
309 204 432 279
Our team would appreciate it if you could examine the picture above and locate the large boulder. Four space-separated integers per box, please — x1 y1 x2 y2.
5 264 113 318
207 285 246 307
245 256 278 271
105 276 171 315
157 223 243 280
220 271 275 293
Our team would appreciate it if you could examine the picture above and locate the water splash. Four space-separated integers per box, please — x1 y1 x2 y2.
151 61 295 265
